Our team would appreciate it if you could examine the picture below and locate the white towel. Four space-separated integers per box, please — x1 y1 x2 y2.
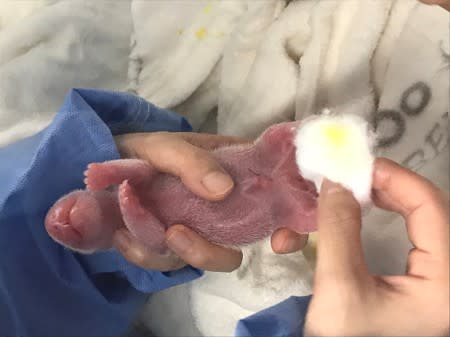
361 2 449 276
0 0 132 147
128 0 246 110
218 0 310 138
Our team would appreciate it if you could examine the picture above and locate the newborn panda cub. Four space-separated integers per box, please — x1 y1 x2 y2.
45 121 318 254
45 113 374 254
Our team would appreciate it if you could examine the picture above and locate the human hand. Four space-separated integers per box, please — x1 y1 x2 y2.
304 158 449 337
112 132 308 272
419 0 450 11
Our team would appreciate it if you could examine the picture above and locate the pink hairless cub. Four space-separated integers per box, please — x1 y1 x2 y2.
45 121 318 254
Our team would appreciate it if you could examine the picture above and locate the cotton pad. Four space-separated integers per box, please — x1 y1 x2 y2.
295 110 376 204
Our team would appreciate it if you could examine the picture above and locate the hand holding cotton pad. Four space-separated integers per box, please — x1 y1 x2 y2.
295 110 376 204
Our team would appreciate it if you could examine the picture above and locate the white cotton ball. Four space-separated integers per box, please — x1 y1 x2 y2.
294 111 376 204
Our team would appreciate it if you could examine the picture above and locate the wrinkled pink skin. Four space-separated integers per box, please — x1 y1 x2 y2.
45 122 318 254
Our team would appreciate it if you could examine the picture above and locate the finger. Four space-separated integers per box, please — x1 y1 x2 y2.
372 158 449 259
418 0 450 11
271 228 308 254
119 133 235 201
179 132 251 150
315 179 368 281
166 225 243 272
112 229 185 272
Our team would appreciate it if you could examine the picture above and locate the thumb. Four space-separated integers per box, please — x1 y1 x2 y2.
162 140 234 201
315 179 368 282
116 133 235 201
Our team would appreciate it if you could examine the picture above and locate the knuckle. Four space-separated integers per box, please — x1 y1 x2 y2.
163 251 186 268
169 145 211 176
124 246 177 271
188 148 216 171
159 257 185 272
408 248 425 260
147 131 171 143
188 250 211 268
322 204 360 226
126 247 148 266
168 258 185 271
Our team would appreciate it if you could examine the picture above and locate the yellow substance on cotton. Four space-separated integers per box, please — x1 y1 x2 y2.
323 124 349 148
196 27 208 40
321 122 360 167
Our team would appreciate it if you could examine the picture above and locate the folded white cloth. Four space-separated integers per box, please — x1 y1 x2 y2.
0 0 132 147
218 0 309 137
128 0 246 109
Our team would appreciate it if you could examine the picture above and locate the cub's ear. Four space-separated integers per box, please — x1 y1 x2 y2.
258 122 300 155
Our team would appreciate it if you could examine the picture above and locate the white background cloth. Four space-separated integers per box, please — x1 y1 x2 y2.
0 0 132 146
0 1 448 336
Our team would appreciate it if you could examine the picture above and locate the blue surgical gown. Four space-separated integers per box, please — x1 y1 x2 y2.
0 88 311 337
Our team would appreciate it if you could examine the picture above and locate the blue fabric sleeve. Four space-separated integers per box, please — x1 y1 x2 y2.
235 295 312 337
0 89 201 337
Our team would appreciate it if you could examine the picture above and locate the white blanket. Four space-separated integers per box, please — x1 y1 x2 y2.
0 1 448 336
0 0 132 146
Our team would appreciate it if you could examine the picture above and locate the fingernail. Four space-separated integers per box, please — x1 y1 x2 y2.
166 229 193 254
320 179 342 195
281 236 300 253
113 230 131 251
280 234 308 253
201 171 234 196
